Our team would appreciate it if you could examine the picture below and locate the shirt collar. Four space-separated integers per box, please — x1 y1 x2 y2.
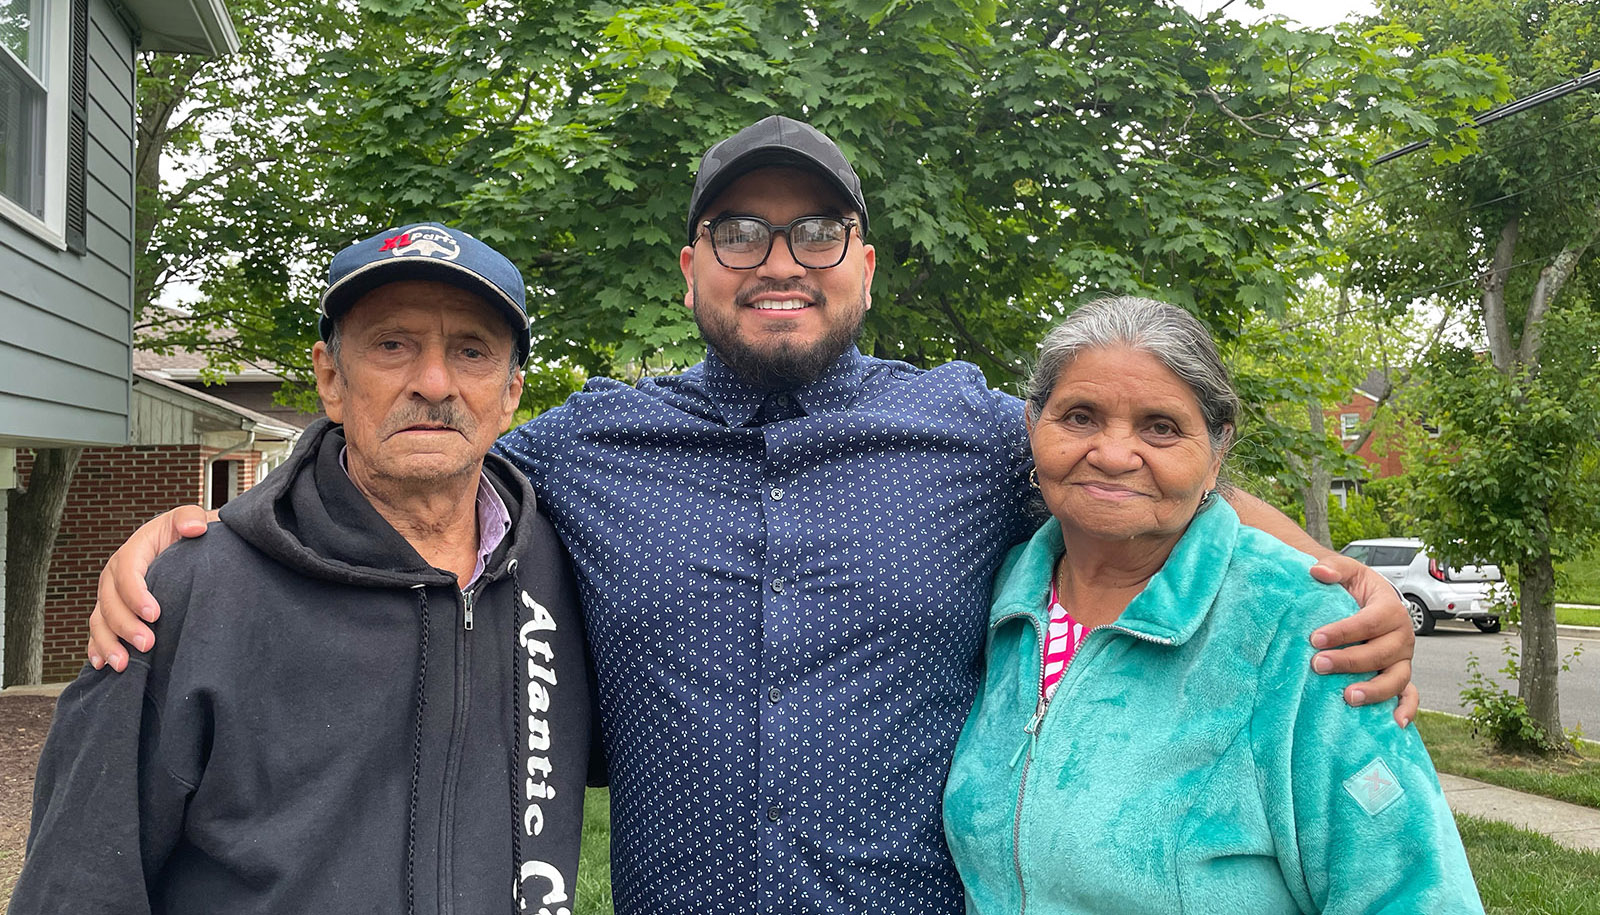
700 345 871 427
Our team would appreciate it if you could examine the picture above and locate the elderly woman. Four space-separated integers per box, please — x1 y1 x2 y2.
943 298 1480 914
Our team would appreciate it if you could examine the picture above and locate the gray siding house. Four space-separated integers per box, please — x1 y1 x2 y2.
1 0 236 681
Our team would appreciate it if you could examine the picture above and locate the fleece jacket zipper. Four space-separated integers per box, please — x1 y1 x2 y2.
997 611 1174 915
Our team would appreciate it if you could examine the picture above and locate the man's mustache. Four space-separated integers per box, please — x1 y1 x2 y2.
382 402 475 437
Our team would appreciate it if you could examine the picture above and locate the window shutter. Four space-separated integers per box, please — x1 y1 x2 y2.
65 0 90 254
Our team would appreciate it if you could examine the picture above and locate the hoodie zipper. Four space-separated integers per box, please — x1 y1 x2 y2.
437 581 481 914
995 609 1174 915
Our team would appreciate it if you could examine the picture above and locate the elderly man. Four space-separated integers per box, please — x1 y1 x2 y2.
18 225 591 915
89 119 1414 915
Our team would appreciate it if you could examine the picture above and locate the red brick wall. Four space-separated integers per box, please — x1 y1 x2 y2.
15 446 264 682
1327 396 1407 479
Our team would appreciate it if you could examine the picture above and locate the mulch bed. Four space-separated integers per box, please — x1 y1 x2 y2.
0 695 56 903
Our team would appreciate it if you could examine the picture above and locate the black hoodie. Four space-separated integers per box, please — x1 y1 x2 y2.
15 420 591 915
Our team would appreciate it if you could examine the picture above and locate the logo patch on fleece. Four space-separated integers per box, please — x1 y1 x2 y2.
1343 758 1404 816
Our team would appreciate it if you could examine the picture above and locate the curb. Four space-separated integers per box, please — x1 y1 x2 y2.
1432 619 1600 641
0 682 69 698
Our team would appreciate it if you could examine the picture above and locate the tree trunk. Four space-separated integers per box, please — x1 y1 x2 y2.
1303 399 1332 548
1480 217 1518 375
4 447 82 686
1517 544 1570 752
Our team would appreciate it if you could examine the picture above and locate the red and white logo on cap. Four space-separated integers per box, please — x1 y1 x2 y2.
380 226 460 260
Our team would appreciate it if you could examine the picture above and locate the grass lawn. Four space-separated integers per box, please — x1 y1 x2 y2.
1558 549 1600 607
577 789 614 915
1556 605 1600 627
1458 814 1600 915
1416 710 1600 810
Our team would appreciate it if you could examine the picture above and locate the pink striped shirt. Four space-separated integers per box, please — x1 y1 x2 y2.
1041 577 1091 700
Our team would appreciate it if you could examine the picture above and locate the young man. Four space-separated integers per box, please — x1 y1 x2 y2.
21 225 590 914
89 119 1414 915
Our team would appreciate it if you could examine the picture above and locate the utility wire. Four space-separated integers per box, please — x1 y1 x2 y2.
1293 67 1600 197
1339 113 1599 212
1371 160 1600 227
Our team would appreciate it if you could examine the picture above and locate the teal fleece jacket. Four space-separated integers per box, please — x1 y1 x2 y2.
943 502 1482 914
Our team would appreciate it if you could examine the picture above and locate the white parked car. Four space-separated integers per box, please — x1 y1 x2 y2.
1338 537 1510 636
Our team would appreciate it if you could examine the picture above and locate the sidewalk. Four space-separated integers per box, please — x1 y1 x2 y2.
1439 773 1600 852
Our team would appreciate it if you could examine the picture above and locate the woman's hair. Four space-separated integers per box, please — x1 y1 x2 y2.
1025 296 1239 456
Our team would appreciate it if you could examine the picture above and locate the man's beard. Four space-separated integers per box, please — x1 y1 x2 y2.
693 281 866 391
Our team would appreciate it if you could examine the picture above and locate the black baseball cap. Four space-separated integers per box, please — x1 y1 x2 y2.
319 222 532 366
686 116 869 243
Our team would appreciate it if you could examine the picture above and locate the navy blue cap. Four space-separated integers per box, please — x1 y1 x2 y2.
687 116 869 243
319 222 532 366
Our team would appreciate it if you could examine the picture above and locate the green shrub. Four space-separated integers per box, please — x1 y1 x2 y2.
1328 492 1392 549
1460 645 1584 753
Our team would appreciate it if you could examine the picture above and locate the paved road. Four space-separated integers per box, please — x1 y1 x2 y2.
1412 623 1599 735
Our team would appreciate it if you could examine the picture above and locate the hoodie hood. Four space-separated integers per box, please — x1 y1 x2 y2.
219 418 532 589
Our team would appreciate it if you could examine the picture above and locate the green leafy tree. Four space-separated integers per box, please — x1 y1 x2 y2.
1224 297 1373 546
298 0 1500 388
1350 0 1600 750
133 0 356 382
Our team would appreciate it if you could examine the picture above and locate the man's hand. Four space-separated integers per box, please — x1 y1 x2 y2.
1309 552 1419 727
87 505 215 671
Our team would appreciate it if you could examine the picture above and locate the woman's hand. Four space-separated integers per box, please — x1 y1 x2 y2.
87 505 215 671
1309 553 1419 727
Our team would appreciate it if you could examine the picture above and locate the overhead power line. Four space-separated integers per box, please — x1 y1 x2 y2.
1368 68 1600 169
1297 67 1600 196
1343 113 1598 212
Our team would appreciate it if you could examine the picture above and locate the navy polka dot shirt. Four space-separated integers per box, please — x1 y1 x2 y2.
495 345 1039 914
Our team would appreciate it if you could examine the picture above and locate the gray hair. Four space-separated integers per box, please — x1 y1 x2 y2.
1026 296 1238 456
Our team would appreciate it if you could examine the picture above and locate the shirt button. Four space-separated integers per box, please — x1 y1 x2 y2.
771 486 784 501
767 805 783 822
775 394 791 408
771 578 786 593
768 686 782 703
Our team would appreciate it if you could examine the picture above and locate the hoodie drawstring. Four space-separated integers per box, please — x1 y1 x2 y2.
507 558 524 914
408 584 430 915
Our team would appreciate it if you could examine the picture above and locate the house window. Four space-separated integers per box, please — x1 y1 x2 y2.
0 0 80 248
1339 413 1360 441
1330 478 1355 509
0 0 46 216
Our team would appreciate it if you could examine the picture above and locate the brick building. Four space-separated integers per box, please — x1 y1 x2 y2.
15 368 302 682
1325 370 1407 506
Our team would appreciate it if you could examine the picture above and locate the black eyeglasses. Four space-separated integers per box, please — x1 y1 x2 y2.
697 215 858 270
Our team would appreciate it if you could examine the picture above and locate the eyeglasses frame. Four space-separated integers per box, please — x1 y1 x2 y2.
696 215 860 270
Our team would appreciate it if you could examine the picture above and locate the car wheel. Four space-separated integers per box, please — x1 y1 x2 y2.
1407 598 1435 636
1473 617 1502 633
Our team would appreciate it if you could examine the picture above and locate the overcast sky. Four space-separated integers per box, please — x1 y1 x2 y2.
1178 0 1379 29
